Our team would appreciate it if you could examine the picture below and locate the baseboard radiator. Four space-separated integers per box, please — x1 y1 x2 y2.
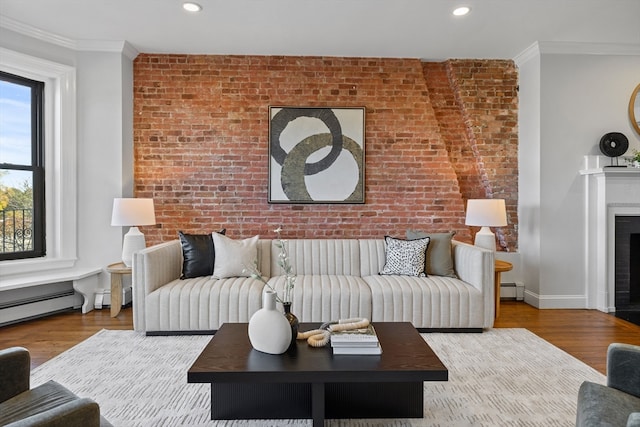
0 282 83 327
501 282 525 301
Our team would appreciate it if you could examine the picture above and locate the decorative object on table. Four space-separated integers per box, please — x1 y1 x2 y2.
282 302 298 350
246 227 298 348
111 198 156 267
296 317 379 354
268 106 365 204
331 322 382 355
465 199 507 252
630 83 640 137
599 131 629 167
247 290 291 355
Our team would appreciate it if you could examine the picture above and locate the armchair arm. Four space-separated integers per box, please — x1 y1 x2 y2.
6 398 101 427
0 347 30 403
452 240 495 328
607 343 640 398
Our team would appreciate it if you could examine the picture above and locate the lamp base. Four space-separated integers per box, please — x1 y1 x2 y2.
121 227 146 267
474 226 496 252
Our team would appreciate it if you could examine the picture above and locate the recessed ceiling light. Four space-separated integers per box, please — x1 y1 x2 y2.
453 6 471 16
183 2 202 12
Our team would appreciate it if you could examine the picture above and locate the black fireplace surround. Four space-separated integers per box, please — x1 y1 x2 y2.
615 216 640 322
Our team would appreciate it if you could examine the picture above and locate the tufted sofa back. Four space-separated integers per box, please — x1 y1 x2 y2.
270 239 362 276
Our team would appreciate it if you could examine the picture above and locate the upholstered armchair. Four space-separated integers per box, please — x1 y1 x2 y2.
0 347 112 427
577 343 640 427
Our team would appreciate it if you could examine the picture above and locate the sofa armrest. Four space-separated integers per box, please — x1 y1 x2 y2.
607 343 640 398
132 240 182 332
452 240 495 327
6 398 102 427
0 347 30 403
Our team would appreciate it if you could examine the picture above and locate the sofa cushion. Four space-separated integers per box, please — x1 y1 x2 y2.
179 230 225 279
145 276 266 331
363 274 485 328
380 236 430 277
406 230 457 278
212 233 259 279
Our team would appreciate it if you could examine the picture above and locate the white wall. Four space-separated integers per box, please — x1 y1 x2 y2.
76 51 134 288
515 47 542 300
0 28 135 291
517 43 640 308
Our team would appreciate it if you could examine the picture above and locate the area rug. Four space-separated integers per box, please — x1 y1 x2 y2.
30 329 604 427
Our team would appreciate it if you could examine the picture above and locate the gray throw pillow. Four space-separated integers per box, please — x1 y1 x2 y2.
406 230 457 278
380 236 430 277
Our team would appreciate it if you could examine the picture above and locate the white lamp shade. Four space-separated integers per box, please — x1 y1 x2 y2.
465 199 507 251
465 199 507 227
111 198 156 226
111 198 156 266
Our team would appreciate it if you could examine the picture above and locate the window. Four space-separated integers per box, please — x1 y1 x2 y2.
0 48 77 277
0 71 45 260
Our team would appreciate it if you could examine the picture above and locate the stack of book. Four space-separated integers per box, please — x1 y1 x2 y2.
330 324 382 355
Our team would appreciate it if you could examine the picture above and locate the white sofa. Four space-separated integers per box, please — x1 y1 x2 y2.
132 238 494 334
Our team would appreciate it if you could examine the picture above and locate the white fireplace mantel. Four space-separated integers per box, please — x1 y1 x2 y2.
580 158 640 312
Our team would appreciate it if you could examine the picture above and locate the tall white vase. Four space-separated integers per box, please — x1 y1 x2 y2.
248 290 291 355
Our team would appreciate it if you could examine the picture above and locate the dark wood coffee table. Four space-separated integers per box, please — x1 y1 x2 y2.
187 322 448 427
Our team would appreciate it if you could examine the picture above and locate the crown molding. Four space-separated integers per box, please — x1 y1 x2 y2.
1 15 76 50
537 41 640 56
0 16 139 59
513 42 541 66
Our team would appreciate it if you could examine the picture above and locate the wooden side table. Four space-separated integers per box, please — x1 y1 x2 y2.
106 262 132 317
494 260 513 319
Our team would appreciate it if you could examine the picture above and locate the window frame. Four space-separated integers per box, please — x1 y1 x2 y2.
0 47 78 277
0 70 46 261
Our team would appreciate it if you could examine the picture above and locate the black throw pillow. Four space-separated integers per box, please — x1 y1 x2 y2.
179 229 226 279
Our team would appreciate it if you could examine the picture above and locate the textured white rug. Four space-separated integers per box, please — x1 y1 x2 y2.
31 329 604 427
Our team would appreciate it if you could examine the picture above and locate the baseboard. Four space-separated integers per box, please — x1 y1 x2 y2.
523 290 587 309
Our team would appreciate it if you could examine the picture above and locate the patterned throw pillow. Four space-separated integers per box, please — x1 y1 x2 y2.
380 235 430 277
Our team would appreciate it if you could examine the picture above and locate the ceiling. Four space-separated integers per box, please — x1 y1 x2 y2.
1 0 639 60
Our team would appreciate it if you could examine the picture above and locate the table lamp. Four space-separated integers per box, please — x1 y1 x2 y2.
111 198 156 267
464 199 507 251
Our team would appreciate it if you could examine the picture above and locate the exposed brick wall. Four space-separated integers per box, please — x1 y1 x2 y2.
423 60 518 251
133 55 517 251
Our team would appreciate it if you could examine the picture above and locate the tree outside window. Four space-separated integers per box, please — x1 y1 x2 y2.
0 71 45 260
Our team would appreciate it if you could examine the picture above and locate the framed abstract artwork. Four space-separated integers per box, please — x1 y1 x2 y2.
268 106 365 204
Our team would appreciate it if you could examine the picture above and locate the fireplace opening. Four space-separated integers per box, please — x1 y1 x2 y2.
615 216 640 316
631 233 640 304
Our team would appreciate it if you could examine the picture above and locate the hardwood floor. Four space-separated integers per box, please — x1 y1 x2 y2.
1 301 639 374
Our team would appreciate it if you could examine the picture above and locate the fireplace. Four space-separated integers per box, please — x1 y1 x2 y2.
615 216 640 309
581 157 640 313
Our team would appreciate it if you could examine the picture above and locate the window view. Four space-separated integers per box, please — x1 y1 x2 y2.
0 71 45 260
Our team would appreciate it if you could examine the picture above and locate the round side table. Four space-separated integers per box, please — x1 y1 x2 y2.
494 260 513 319
107 262 132 317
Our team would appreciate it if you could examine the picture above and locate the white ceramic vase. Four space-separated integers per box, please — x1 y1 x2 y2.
248 290 291 355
